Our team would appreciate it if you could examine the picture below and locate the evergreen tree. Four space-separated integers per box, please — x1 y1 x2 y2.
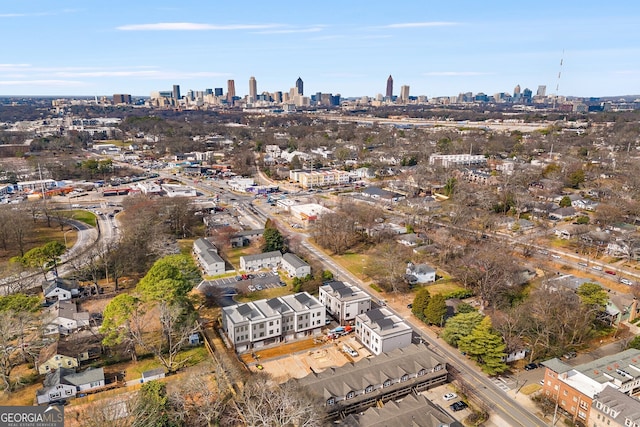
263 220 284 253
441 311 484 347
424 293 448 326
411 287 430 322
458 317 508 375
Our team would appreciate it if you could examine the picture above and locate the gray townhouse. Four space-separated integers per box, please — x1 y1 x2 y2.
319 281 371 325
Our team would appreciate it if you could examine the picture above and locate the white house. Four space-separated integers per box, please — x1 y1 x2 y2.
405 263 436 284
36 367 105 404
141 368 166 383
281 253 311 278
42 278 80 302
44 300 90 335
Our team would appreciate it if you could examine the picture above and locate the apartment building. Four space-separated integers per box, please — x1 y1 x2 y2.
222 292 325 352
239 251 282 271
289 169 350 188
590 385 640 427
541 349 640 424
319 281 371 325
192 238 225 276
281 252 311 278
355 308 412 356
428 154 487 168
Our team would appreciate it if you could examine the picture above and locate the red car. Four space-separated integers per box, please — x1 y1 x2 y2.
605 270 616 275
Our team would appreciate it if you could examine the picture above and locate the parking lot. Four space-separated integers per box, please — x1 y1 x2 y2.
196 272 285 306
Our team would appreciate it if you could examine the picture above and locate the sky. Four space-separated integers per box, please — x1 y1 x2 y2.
1 1 639 98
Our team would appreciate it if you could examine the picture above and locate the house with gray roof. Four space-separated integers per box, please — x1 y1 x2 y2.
193 238 226 276
42 278 79 302
295 343 447 420
355 308 412 356
43 300 90 336
36 367 105 404
230 229 264 247
239 251 282 271
222 292 324 352
281 252 311 278
405 262 436 284
319 281 371 324
590 385 640 427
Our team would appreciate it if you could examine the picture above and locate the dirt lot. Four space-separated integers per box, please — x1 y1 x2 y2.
242 334 370 383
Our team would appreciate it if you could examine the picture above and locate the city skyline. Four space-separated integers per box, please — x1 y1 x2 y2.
0 1 639 97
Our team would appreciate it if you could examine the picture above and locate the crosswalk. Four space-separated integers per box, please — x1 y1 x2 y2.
490 376 512 392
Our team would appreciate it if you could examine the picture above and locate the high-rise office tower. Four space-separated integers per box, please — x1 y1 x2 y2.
172 84 181 100
214 88 223 97
386 75 393 99
295 77 303 95
514 84 521 95
536 85 547 97
227 80 236 104
400 85 410 103
249 76 257 102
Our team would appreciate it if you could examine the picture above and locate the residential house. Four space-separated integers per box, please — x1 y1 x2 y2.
355 308 413 356
43 300 90 335
42 278 80 302
36 367 105 404
361 186 404 203
589 385 640 427
222 292 325 352
554 224 589 240
38 341 80 374
295 343 448 420
549 207 578 221
239 251 282 271
397 233 420 247
192 238 226 276
281 253 311 278
405 263 436 284
319 281 371 325
541 349 640 424
572 199 599 211
606 239 640 260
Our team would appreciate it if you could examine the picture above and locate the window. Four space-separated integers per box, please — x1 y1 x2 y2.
346 391 355 400
417 369 426 376
327 398 335 406
383 379 391 388
563 390 568 396
401 374 409 382
365 385 373 393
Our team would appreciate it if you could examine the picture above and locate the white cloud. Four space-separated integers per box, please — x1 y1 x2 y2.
255 26 325 34
382 22 459 28
0 80 85 86
0 63 31 69
116 22 282 31
423 71 492 76
54 70 161 78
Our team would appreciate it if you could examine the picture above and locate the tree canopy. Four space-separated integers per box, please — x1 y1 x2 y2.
458 316 508 375
441 311 484 347
262 219 285 253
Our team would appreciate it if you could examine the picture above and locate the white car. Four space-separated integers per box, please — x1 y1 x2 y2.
443 393 458 401
592 266 603 271
621 278 634 286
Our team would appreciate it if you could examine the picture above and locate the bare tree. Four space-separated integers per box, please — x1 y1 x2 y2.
226 372 325 427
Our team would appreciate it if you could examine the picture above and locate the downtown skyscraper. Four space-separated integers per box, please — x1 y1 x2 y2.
295 77 303 96
227 79 236 104
386 75 393 99
248 76 257 103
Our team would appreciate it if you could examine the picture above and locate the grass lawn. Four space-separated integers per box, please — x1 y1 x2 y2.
425 281 467 296
63 209 97 227
177 238 196 255
333 252 373 280
225 247 254 270
0 383 40 406
120 346 209 382
237 286 291 302
520 383 542 395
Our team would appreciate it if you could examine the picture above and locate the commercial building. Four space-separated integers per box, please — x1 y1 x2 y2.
113 94 132 104
541 349 640 424
289 169 350 188
295 343 448 420
355 308 412 356
428 154 487 168
319 281 371 325
222 292 325 352
386 75 393 99
296 77 304 95
248 76 257 103
192 238 226 276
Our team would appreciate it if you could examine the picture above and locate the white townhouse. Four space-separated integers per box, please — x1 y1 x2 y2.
319 281 371 325
355 308 413 356
193 238 226 276
240 251 282 271
222 292 325 352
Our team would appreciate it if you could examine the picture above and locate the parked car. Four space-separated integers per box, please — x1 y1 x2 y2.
621 278 634 285
443 393 458 401
524 363 538 371
563 351 577 359
342 344 358 357
248 285 256 292
255 284 263 291
450 401 468 412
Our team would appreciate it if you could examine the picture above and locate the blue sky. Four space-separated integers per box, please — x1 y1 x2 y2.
1 1 639 97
